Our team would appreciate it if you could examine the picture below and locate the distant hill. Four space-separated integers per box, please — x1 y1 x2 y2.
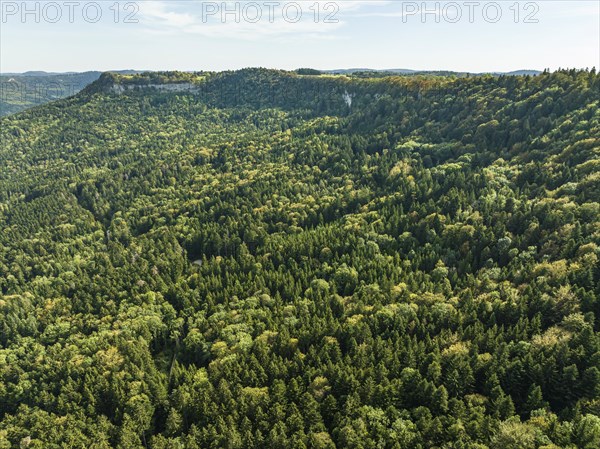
325 68 417 74
502 70 543 76
0 70 143 116
0 70 143 77
324 68 543 77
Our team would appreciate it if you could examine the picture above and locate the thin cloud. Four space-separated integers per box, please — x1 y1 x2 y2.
141 1 197 27
137 1 378 40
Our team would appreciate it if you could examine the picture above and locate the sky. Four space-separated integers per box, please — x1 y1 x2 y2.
1 0 599 73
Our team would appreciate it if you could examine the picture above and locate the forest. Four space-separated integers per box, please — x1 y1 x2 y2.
0 68 599 448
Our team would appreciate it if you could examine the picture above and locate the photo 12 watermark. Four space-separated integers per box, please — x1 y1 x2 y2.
193 2 539 25
0 1 541 25
0 78 79 103
397 2 539 24
1 1 139 23
178 1 539 25
198 1 340 24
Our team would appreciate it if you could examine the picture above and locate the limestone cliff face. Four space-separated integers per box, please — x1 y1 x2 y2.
82 72 202 96
109 83 199 94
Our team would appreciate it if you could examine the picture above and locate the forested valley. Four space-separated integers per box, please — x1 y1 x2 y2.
0 68 599 449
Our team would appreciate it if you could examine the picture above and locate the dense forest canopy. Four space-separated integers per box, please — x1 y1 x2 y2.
0 68 599 449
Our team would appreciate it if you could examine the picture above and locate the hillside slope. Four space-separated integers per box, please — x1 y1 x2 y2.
0 69 599 449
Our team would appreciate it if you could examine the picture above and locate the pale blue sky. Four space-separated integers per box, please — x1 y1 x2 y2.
1 1 598 73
